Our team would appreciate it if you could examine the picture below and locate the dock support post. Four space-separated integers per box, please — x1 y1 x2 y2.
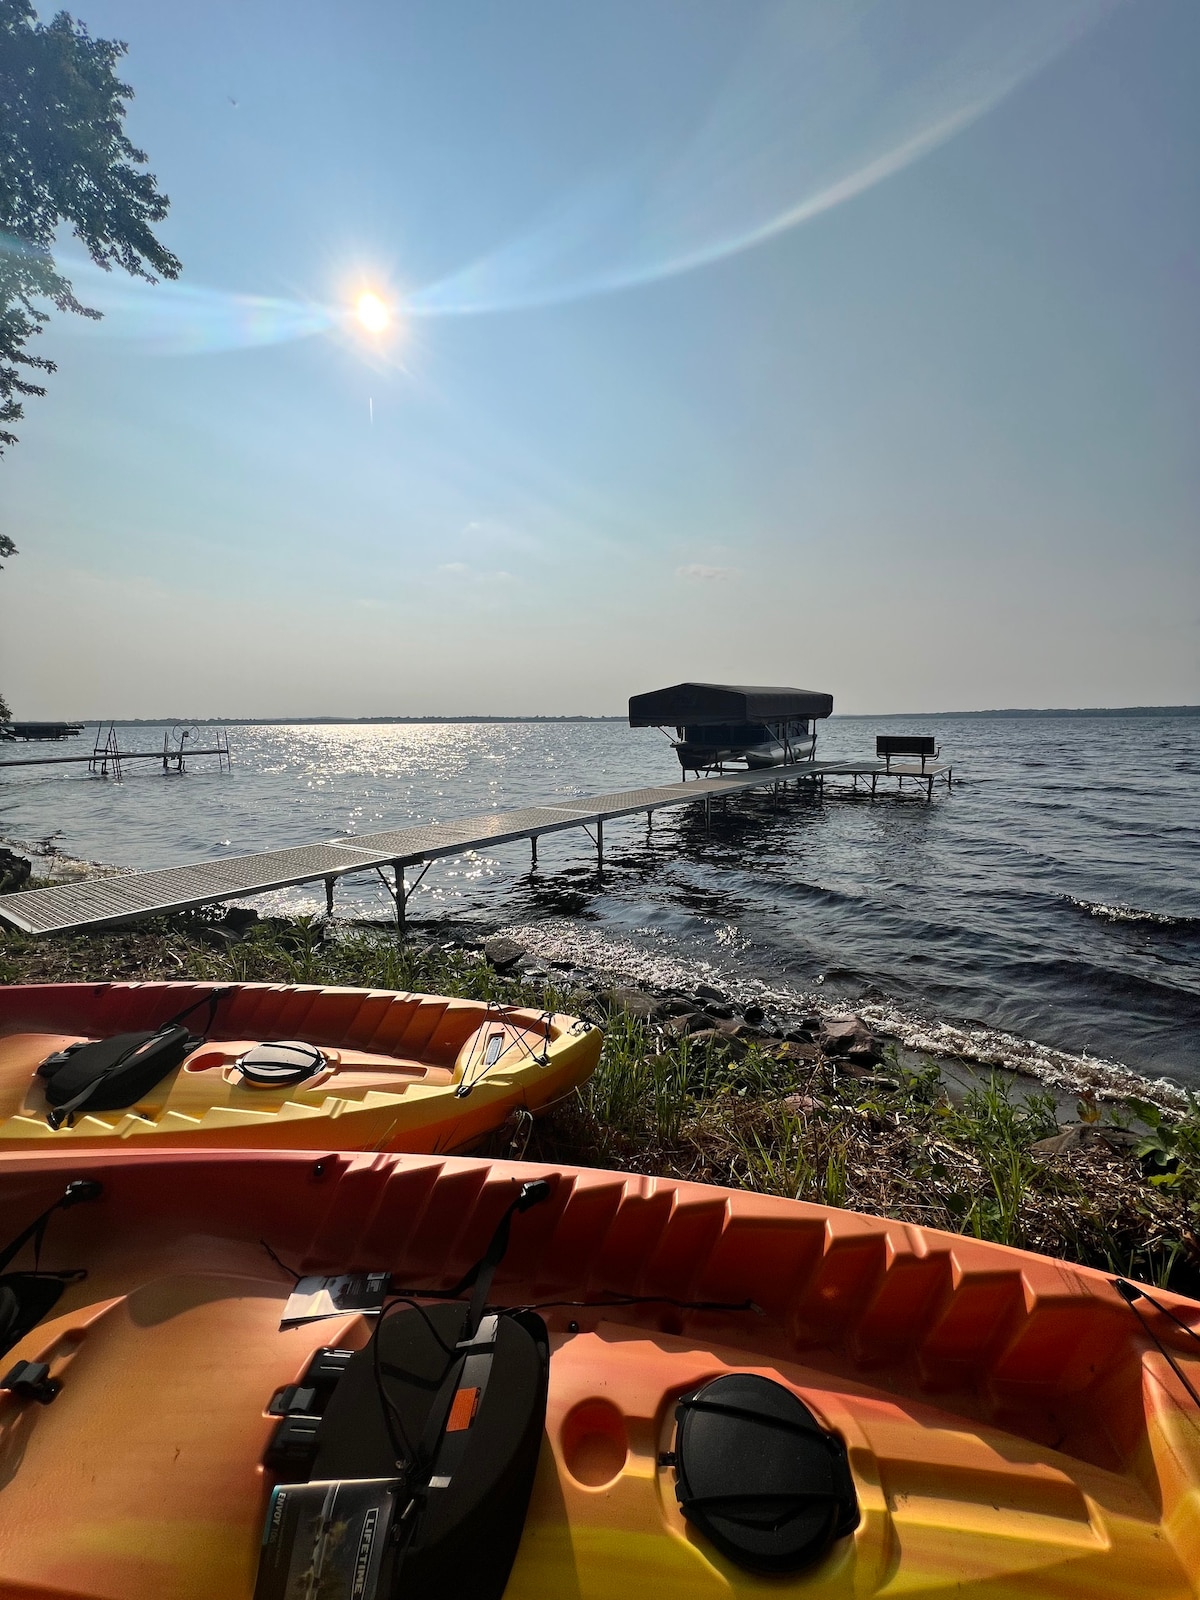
596 818 604 871
324 877 335 916
530 835 538 869
704 795 711 830
393 862 405 940
870 773 877 798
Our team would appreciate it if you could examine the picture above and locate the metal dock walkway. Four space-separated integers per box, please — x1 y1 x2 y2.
0 757 950 937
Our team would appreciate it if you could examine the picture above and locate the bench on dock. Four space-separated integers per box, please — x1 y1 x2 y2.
876 734 939 773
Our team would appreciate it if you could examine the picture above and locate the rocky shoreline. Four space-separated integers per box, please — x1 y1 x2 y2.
1 833 1188 1113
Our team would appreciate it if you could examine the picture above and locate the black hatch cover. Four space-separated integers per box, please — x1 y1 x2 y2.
237 1041 326 1087
672 1373 859 1573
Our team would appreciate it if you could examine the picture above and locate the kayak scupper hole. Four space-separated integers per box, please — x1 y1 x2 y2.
562 1398 628 1488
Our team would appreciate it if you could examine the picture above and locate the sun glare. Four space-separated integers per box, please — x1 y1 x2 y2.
355 291 390 334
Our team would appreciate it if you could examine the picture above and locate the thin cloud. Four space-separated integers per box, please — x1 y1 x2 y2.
677 564 738 582
462 517 541 553
437 561 514 582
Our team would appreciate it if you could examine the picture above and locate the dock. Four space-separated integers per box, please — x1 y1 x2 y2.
0 756 951 938
0 746 233 771
0 724 232 776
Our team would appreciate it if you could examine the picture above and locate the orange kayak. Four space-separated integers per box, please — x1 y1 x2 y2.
0 982 600 1152
0 1146 1195 1598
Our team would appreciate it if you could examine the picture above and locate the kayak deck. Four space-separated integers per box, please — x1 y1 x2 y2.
0 1148 1195 1598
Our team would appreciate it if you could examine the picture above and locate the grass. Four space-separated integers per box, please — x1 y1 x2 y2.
2 911 1198 1294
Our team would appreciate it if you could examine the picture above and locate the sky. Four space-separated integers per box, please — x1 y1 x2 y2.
0 0 1196 717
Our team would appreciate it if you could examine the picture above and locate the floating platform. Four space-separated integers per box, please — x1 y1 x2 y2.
0 721 83 742
0 756 951 938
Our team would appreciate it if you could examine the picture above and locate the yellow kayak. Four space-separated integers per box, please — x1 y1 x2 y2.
0 981 600 1151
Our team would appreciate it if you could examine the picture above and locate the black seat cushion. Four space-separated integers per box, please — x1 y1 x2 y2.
312 1302 548 1600
40 1027 195 1112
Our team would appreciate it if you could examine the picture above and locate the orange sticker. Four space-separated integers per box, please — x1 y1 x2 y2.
446 1385 481 1432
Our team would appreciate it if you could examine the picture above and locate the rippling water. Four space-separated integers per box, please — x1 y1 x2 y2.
2 715 1198 1087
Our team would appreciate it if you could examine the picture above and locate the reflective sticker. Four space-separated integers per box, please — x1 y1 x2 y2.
447 1385 481 1432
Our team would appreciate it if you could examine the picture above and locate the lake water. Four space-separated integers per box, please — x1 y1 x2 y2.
2 715 1198 1092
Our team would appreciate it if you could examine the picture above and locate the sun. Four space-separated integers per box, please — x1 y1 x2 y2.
355 291 390 335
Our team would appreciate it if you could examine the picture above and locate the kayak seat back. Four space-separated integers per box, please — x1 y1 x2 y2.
0 1274 70 1357
38 1026 198 1116
273 1301 548 1600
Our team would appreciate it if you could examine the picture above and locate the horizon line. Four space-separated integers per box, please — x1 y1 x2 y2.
30 703 1200 725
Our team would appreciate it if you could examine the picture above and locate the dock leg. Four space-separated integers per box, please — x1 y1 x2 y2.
324 877 335 916
927 775 934 801
596 818 604 872
531 835 538 869
393 863 406 940
870 773 877 797
704 795 711 830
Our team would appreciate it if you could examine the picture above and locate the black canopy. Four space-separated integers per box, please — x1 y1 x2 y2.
628 683 833 727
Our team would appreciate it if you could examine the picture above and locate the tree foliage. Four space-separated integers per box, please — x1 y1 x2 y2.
0 0 180 453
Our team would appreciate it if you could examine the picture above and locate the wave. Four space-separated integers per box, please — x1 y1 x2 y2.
501 918 1192 1112
1067 897 1200 933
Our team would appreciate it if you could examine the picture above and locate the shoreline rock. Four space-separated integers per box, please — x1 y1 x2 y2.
0 849 31 895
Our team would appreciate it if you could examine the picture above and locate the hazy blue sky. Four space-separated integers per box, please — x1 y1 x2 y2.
1 0 1196 716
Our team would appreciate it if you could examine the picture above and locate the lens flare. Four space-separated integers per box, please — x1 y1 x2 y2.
355 291 391 334
407 0 1121 318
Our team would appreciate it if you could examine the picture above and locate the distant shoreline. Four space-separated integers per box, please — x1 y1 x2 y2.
45 705 1200 726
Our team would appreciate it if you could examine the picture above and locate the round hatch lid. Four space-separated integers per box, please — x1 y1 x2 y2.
671 1373 858 1573
236 1041 326 1087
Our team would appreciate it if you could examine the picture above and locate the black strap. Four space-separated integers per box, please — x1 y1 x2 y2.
442 1180 553 1340
0 1180 102 1276
162 988 231 1033
369 1180 552 1507
413 1314 500 1489
1116 1277 1200 1411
